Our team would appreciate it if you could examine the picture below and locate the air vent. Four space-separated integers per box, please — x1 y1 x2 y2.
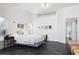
37 12 56 17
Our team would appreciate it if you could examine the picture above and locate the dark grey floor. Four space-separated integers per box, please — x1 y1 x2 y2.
0 41 70 55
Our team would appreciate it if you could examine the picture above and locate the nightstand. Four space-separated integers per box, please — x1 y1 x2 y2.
4 35 15 48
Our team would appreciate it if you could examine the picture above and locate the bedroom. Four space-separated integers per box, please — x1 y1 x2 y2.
0 3 79 55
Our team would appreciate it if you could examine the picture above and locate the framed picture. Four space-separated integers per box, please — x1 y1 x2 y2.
17 24 24 29
38 25 52 29
49 25 52 29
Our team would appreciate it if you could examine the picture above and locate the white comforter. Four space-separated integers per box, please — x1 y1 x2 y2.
15 35 45 44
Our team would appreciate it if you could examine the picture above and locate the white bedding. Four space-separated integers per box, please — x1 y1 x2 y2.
14 35 45 45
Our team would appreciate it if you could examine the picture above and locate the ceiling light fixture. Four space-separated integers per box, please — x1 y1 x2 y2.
42 3 48 8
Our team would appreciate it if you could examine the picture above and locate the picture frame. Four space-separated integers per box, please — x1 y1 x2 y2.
38 25 52 29
17 24 24 29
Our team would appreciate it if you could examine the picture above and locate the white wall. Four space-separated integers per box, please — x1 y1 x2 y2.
56 5 79 43
33 14 58 41
0 4 33 36
1 4 79 43
33 5 79 43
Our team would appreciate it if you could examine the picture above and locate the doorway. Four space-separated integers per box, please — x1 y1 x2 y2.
65 17 78 43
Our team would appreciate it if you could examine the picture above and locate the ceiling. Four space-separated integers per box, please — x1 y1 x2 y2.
0 3 79 15
18 3 79 14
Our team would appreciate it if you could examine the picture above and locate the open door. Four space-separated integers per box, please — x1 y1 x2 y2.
65 17 78 43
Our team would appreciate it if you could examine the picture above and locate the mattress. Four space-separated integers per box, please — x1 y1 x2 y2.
15 35 45 45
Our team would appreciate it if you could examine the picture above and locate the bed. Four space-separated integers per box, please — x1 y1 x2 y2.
14 34 46 47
